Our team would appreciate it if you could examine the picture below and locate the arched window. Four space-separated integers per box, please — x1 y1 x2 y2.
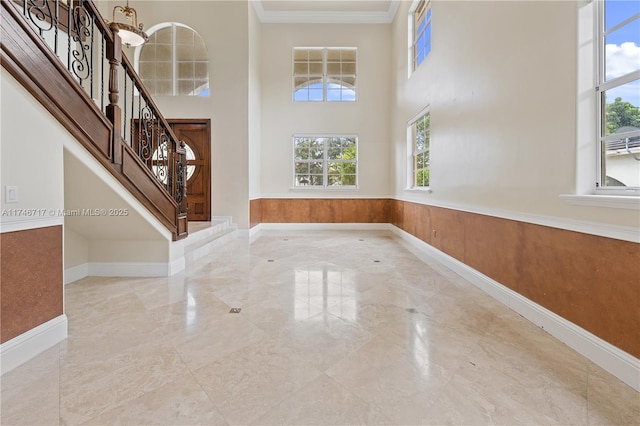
136 23 209 96
293 48 357 102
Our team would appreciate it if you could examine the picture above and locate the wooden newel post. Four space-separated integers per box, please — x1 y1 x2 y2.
106 23 123 165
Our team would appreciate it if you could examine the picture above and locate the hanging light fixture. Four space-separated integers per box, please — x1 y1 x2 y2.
109 0 148 47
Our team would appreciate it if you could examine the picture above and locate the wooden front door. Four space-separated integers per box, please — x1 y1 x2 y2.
168 119 211 221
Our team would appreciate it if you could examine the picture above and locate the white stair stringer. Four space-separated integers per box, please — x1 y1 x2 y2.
184 218 237 265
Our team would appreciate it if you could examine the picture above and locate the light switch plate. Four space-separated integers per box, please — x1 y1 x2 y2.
5 186 18 203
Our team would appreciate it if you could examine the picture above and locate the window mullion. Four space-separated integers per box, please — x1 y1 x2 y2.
603 13 640 36
596 71 640 91
172 24 177 96
323 138 328 187
323 49 327 102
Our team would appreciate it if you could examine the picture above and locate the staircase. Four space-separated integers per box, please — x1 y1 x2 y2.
1 0 188 241
1 0 240 280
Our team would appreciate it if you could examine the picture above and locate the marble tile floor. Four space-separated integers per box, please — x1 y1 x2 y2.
1 230 638 425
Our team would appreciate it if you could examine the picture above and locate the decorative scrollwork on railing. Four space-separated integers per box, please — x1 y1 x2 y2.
138 105 154 161
153 135 169 186
70 3 91 80
26 0 53 32
176 147 185 205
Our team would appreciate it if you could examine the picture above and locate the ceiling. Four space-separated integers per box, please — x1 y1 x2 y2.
252 0 400 24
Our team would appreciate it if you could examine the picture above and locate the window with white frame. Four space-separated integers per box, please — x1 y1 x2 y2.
137 23 209 96
293 136 358 187
293 48 357 102
410 110 430 188
596 0 640 191
411 0 432 71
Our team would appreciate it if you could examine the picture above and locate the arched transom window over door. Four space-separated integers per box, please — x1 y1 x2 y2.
136 23 209 96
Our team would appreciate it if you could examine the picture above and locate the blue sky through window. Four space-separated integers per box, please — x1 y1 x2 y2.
414 1 432 69
604 0 640 107
294 83 356 102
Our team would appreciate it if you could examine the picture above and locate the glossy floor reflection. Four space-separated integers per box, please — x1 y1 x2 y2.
2 231 638 425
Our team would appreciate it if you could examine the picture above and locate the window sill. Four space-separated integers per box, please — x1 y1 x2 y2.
405 188 432 194
290 186 359 191
559 194 640 210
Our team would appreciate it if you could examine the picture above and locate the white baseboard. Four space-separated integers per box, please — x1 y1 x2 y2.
258 223 391 232
0 216 63 233
248 224 263 241
0 315 67 375
389 225 640 392
89 262 170 277
64 262 174 281
64 263 89 284
168 257 185 276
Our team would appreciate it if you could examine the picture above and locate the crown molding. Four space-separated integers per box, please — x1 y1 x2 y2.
252 0 399 24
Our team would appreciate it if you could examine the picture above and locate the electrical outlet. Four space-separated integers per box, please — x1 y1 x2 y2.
5 186 18 203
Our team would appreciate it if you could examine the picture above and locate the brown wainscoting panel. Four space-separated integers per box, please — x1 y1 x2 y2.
258 198 391 223
430 206 466 263
261 199 310 223
393 199 640 359
250 199 262 228
0 226 63 344
392 201 432 245
463 213 521 292
389 199 404 230
400 201 418 236
519 224 640 358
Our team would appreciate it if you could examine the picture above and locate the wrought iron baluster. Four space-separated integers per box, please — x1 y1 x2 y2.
140 103 153 166
176 153 185 205
26 0 52 37
137 91 142 156
130 80 134 148
54 0 59 56
101 34 105 112
67 0 71 71
123 70 127 140
70 0 90 84
90 13 94 100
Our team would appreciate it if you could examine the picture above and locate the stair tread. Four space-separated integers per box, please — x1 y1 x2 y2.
185 226 236 253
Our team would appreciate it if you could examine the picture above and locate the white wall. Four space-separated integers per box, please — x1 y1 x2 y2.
390 0 639 228
1 68 171 272
64 228 88 269
121 0 251 229
248 1 262 201
259 23 392 198
1 70 65 225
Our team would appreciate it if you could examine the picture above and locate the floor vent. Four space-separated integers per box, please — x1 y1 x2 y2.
229 308 242 313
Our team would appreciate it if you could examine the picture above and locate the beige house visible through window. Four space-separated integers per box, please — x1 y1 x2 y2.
137 23 209 96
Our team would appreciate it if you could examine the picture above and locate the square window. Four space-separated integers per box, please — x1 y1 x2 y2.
293 136 358 188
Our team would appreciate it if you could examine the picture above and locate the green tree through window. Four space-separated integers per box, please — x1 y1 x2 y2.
605 97 640 135
412 112 430 187
294 136 357 187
